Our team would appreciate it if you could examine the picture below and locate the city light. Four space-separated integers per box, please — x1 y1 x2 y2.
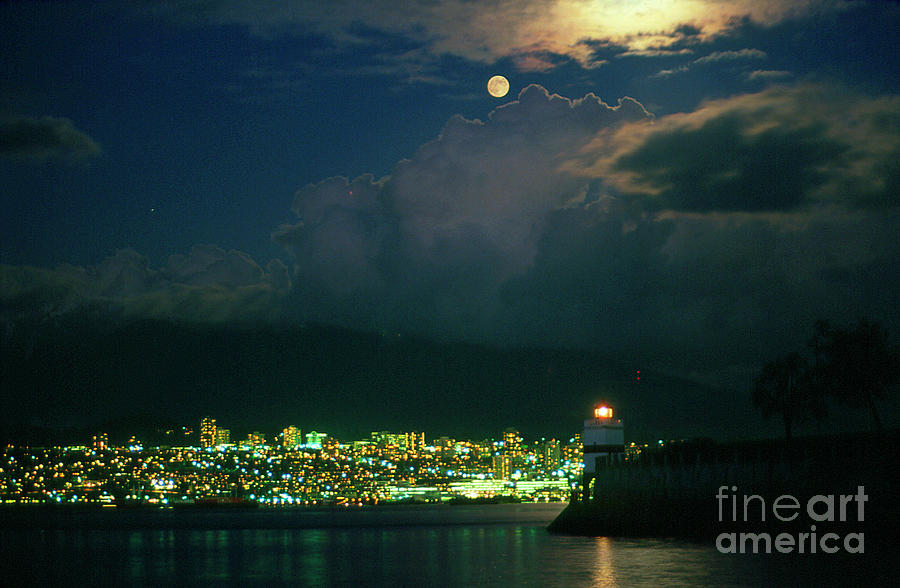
0 422 585 506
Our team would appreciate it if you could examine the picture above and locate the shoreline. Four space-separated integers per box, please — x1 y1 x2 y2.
0 501 567 531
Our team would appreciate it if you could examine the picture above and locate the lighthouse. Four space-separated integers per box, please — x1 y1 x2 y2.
583 404 625 475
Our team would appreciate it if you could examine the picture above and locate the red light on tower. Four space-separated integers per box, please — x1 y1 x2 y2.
594 405 613 419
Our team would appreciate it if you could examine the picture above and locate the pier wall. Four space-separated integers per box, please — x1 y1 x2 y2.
549 431 898 539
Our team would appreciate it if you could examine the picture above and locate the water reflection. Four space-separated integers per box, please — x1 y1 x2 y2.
592 537 618 587
1 509 889 586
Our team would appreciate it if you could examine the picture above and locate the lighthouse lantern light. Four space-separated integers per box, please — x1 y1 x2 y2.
594 405 612 419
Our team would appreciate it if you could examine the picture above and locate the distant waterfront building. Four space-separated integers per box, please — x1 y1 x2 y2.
215 428 231 446
283 426 302 449
305 431 326 448
200 417 217 449
92 432 108 451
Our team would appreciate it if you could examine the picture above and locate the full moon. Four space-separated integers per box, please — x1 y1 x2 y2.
487 75 509 98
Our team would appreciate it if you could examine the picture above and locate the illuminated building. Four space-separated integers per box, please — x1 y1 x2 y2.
503 428 522 457
563 434 582 465
371 431 405 449
200 417 217 449
404 431 425 452
305 431 326 448
492 453 511 480
582 404 624 474
246 432 266 446
215 428 231 446
92 433 108 451
282 426 301 449
540 438 561 469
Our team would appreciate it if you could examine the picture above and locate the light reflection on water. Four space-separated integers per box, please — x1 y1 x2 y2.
0 507 891 587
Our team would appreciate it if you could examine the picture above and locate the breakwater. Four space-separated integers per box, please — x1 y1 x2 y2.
548 431 898 541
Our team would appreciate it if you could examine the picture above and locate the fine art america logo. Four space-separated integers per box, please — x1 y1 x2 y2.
715 485 867 554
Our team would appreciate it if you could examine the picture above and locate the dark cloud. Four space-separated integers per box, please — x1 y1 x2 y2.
577 85 900 212
0 246 290 325
612 112 845 212
0 115 100 162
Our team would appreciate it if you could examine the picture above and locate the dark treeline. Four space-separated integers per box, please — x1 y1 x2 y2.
752 319 899 440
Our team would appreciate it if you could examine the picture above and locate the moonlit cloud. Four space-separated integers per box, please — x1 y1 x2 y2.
746 70 793 81
694 49 767 64
150 0 845 69
651 47 768 78
616 49 695 58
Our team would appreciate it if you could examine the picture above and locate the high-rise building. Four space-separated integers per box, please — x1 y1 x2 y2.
492 453 511 480
215 428 231 446
283 426 302 449
404 431 425 452
563 434 582 463
92 432 108 451
540 438 561 469
200 417 217 449
503 428 522 457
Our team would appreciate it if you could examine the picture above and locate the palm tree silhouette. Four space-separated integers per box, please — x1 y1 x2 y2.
752 352 824 441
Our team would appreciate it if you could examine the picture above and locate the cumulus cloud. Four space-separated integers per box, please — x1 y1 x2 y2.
273 85 652 338
0 115 100 162
272 82 899 385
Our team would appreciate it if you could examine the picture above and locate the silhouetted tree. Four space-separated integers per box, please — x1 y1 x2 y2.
752 352 824 442
811 319 899 431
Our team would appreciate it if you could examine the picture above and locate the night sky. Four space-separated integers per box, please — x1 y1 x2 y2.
2 1 898 440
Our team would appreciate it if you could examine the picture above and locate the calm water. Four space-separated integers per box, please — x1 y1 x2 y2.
0 504 891 586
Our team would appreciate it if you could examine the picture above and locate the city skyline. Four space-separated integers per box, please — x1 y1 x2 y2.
1 413 593 507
